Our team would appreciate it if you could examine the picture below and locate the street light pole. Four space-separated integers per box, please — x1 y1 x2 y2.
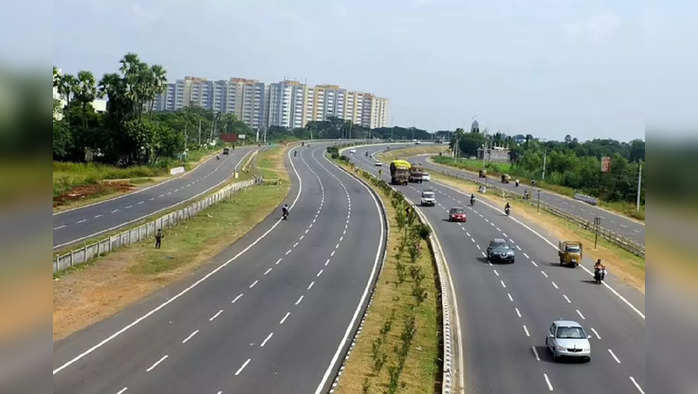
542 150 547 181
636 161 642 212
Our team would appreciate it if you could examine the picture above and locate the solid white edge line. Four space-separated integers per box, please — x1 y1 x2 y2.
314 151 387 394
428 178 646 320
53 146 303 375
146 355 168 372
234 358 251 376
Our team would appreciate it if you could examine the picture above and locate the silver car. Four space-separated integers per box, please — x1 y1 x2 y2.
545 320 591 361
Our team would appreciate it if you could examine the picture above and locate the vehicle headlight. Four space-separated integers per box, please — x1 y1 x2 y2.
507 251 515 256
556 345 566 351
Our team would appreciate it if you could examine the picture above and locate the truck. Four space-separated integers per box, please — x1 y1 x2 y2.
390 160 411 185
409 166 428 183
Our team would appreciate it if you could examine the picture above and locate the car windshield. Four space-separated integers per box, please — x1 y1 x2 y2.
566 245 581 253
450 208 464 214
556 326 585 339
422 192 434 198
490 241 506 248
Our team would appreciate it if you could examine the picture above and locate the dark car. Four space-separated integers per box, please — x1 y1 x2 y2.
486 238 515 263
448 208 467 222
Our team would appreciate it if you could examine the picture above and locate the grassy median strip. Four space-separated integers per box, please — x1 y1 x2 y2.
334 161 441 394
379 145 448 163
53 145 290 341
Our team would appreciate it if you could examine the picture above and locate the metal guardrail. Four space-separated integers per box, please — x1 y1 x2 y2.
425 162 645 257
53 178 259 273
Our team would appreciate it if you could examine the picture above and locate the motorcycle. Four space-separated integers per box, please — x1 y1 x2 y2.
294 151 297 157
470 196 475 206
216 154 220 160
505 206 511 216
594 267 606 284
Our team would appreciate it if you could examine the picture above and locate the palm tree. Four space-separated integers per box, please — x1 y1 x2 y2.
148 64 167 115
75 71 97 129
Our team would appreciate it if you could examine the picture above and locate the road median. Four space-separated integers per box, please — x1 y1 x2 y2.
331 156 451 394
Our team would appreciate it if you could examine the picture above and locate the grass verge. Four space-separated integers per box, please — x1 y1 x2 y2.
334 160 441 394
53 145 290 341
429 171 645 292
378 145 448 163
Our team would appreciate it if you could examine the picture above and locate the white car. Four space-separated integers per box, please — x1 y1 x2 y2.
545 320 591 362
421 172 431 182
349 149 356 154
421 190 435 206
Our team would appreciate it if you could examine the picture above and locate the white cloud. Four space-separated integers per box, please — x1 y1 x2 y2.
564 12 622 43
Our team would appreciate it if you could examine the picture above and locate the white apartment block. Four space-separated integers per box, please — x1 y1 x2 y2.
153 76 389 131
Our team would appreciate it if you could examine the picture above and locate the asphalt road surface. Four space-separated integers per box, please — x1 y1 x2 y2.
53 142 386 394
53 147 255 249
412 153 645 246
350 144 645 394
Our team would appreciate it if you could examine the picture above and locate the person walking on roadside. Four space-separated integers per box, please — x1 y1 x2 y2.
155 228 164 249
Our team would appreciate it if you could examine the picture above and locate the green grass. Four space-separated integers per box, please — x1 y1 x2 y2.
335 161 441 394
53 162 167 198
432 155 512 174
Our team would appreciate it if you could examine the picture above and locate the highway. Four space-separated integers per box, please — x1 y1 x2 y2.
53 147 255 249
52 142 386 394
350 144 645 394
413 154 645 246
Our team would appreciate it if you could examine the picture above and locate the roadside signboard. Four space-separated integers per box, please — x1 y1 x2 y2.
601 156 611 172
238 134 246 140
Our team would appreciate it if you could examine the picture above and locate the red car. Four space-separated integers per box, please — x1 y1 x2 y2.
449 207 467 222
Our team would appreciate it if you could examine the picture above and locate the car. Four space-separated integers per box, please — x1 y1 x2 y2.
223 147 230 155
349 149 356 154
545 320 591 362
421 172 431 182
375 162 383 167
421 190 435 206
486 238 515 263
448 207 467 222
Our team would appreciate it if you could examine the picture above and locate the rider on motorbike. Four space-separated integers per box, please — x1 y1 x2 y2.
594 259 606 283
470 193 475 206
281 203 289 219
504 202 511 215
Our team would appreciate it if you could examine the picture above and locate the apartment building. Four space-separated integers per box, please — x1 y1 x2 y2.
153 76 389 131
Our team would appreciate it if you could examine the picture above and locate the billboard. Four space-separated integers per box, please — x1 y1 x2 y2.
220 133 238 143
601 156 611 172
238 134 246 140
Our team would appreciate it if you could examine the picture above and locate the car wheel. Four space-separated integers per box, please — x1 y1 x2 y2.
585 356 591 362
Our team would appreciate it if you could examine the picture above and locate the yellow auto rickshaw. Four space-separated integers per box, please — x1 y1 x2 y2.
501 174 511 183
558 241 583 267
479 169 487 178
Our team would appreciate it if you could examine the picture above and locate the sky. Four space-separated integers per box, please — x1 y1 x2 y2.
48 0 698 142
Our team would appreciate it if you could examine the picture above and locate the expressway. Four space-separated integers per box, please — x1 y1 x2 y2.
53 146 255 249
413 154 645 246
350 144 645 394
52 142 386 394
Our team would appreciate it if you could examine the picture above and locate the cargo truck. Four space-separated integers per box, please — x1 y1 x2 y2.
390 160 411 185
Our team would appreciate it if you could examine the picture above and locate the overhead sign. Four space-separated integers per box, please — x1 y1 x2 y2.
601 156 611 172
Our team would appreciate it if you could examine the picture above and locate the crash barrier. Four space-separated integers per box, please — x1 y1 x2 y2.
574 193 598 205
53 178 259 273
423 160 645 258
332 154 460 394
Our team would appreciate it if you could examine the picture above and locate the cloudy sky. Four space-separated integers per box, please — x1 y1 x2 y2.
51 0 697 141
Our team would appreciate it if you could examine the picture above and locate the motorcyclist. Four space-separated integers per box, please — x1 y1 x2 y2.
523 189 529 200
504 202 511 215
594 259 606 283
216 154 220 160
281 203 289 220
470 193 475 206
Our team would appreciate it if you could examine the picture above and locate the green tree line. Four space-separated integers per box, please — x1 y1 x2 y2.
263 116 432 142
449 129 645 204
53 53 251 166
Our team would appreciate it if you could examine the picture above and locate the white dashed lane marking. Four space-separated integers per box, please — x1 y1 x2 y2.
260 332 273 347
249 280 258 289
295 295 304 305
234 359 251 376
146 355 168 372
181 329 199 344
117 387 128 394
279 312 290 325
209 309 223 321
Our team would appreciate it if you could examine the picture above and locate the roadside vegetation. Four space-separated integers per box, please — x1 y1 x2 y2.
430 171 645 292
53 145 290 340
53 54 253 209
334 158 441 394
378 144 448 163
441 129 645 220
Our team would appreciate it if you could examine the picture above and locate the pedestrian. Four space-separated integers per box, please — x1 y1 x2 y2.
155 228 163 249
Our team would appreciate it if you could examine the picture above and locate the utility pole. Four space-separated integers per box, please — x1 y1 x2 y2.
537 189 541 213
636 161 642 212
594 217 601 248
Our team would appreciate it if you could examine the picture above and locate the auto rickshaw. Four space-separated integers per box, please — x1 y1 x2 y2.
501 174 511 183
558 241 583 267
478 169 487 178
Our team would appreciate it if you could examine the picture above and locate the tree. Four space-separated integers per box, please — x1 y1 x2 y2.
629 139 645 162
74 70 97 129
458 132 486 157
